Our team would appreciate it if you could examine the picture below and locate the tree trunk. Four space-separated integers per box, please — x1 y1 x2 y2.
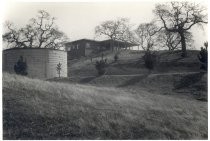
110 39 114 51
179 31 187 57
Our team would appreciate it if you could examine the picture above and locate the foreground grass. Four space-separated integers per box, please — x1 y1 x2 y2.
3 73 207 139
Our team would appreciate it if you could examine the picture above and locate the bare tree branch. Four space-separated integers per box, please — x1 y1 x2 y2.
154 1 207 56
3 10 68 49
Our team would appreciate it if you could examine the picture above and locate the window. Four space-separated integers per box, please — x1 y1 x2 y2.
67 47 71 51
86 43 90 48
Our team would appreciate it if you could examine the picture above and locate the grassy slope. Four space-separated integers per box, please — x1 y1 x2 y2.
3 73 207 139
68 50 201 76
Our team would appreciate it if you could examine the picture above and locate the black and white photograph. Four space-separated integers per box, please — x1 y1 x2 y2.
1 0 208 140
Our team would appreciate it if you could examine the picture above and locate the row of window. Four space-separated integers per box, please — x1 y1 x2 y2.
67 44 79 51
67 42 94 51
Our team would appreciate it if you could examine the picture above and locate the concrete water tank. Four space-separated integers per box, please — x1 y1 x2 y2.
3 48 67 79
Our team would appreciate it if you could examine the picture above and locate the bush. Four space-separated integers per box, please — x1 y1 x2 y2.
14 56 28 75
56 62 62 78
95 59 107 75
114 54 119 62
143 51 157 70
198 42 208 71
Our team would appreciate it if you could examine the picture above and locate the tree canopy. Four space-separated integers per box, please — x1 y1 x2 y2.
154 2 207 56
3 10 68 49
135 22 161 51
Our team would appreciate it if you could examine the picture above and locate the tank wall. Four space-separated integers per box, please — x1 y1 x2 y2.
3 49 47 79
3 49 67 79
47 50 67 78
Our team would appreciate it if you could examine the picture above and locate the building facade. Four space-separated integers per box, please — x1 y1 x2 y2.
65 39 101 60
65 39 138 60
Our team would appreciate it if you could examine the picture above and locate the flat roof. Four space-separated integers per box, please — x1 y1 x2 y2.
100 39 139 47
65 38 139 47
65 39 100 45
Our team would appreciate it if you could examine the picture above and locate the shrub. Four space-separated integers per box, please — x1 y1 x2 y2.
95 59 107 75
198 42 208 71
114 53 119 62
14 56 28 75
56 62 62 78
143 50 157 70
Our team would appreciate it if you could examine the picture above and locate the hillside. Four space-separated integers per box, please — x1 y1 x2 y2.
3 72 207 139
68 50 201 76
51 71 207 101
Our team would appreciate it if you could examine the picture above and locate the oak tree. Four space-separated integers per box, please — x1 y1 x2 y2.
157 30 194 51
154 2 207 57
3 10 68 49
95 18 130 50
135 22 161 51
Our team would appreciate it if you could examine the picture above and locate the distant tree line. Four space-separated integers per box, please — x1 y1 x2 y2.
95 1 207 57
94 1 207 72
3 2 207 55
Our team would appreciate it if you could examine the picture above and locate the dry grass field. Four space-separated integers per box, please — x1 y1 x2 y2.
3 71 207 139
68 50 201 76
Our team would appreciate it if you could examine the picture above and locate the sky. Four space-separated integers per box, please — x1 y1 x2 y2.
2 0 208 49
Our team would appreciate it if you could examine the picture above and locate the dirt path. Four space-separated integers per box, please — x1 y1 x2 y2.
68 71 203 79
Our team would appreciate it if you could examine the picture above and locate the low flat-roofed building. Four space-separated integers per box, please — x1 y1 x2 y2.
65 38 138 60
